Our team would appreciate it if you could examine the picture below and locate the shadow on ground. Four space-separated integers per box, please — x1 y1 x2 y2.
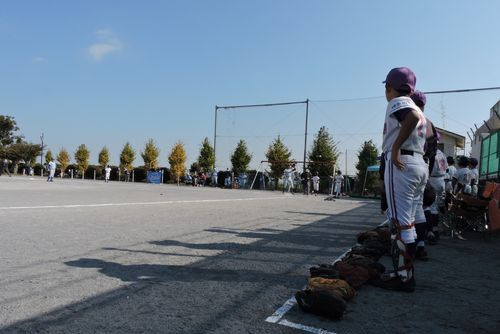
0 200 380 333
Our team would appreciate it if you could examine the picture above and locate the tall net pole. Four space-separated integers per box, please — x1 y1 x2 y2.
302 99 309 172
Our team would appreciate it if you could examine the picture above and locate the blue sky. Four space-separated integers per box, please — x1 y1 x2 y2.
1 0 500 174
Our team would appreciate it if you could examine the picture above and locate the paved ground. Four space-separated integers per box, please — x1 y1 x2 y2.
0 176 499 334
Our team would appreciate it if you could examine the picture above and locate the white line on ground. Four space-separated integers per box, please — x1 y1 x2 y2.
0 197 287 211
265 296 297 323
277 319 337 334
265 246 354 333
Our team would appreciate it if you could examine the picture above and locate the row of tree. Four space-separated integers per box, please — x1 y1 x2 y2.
1 114 380 192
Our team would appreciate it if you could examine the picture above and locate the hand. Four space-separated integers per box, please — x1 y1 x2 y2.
391 149 405 170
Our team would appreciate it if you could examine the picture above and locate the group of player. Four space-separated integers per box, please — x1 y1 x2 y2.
282 164 344 197
373 66 481 292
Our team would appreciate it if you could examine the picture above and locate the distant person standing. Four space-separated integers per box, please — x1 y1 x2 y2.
212 168 218 187
105 165 112 183
47 159 56 182
454 156 471 195
282 164 295 194
1 159 12 177
469 158 479 197
301 169 312 195
312 173 320 195
334 170 344 198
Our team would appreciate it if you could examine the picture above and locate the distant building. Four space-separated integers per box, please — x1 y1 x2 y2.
434 127 465 158
470 100 500 180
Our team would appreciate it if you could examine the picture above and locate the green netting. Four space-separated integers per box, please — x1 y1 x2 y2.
489 132 497 155
489 156 499 174
481 156 489 174
480 131 500 177
482 137 490 158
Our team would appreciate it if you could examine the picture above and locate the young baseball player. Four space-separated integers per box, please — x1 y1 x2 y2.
444 156 456 194
312 173 320 195
454 156 472 195
469 158 479 197
373 67 428 292
334 171 344 198
409 90 437 259
105 165 112 183
283 164 295 194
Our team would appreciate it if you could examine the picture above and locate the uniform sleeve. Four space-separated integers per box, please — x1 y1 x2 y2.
392 107 412 122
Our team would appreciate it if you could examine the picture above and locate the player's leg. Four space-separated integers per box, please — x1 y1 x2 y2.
373 154 423 291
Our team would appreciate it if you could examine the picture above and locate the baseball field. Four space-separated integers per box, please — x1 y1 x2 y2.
0 176 499 334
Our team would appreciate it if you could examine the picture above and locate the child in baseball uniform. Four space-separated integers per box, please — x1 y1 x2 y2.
334 170 344 198
105 165 111 183
454 156 472 195
469 158 479 197
373 67 428 292
312 173 320 195
409 90 440 259
444 156 456 193
282 164 295 194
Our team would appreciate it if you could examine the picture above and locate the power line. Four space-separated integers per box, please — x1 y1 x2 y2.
216 100 307 110
311 85 500 103
424 86 500 95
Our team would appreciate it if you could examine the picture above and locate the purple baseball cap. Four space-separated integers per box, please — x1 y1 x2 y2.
383 67 416 93
410 90 426 108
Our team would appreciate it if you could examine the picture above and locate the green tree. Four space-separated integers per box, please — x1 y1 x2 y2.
265 135 292 187
308 126 339 178
98 146 110 170
230 139 252 174
168 141 187 185
74 144 90 177
355 140 379 194
141 138 160 170
57 148 70 175
190 162 200 173
119 142 136 172
197 137 215 171
6 141 42 173
45 149 53 164
0 115 21 146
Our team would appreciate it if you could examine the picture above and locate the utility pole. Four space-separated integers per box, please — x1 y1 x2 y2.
303 99 309 172
40 133 44 177
214 105 218 169
345 149 347 176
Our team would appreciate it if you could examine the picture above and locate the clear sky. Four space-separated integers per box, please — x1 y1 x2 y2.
1 0 500 174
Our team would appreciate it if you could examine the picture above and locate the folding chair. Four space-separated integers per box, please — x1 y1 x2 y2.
447 193 490 239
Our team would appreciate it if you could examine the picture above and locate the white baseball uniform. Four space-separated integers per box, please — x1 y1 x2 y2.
334 174 343 196
445 165 457 193
383 96 429 244
454 167 471 194
283 168 294 192
428 149 448 214
312 175 320 192
470 167 479 197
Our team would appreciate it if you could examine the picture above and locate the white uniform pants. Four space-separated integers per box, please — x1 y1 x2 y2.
334 182 341 196
384 152 428 244
429 176 445 214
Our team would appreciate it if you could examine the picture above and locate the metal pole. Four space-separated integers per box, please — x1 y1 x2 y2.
214 106 218 169
40 133 44 176
345 149 347 176
303 99 309 172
